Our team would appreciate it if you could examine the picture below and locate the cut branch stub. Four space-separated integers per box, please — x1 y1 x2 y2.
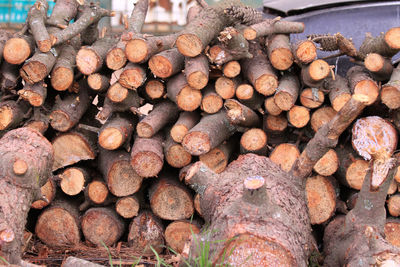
243 18 305 40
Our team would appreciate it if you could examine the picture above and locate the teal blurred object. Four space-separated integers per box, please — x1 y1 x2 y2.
0 0 55 23
205 0 263 8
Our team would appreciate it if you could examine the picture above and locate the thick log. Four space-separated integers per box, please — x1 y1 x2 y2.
184 154 314 266
299 88 324 109
119 63 146 90
98 113 135 150
27 0 50 52
347 66 379 105
200 85 224 114
76 35 119 75
274 73 299 111
267 34 294 70
99 149 143 197
149 176 194 220
243 19 305 40
143 79 165 101
125 34 178 63
59 167 89 196
165 221 200 254
50 83 91 132
301 59 331 88
167 73 202 111
264 96 282 116
149 48 184 79
224 99 260 127
170 111 200 143
35 198 80 248
185 54 209 89
240 128 268 155
130 133 164 178
236 83 263 111
0 100 29 131
81 207 125 246
79 178 112 211
292 40 317 64
20 49 58 84
137 101 179 138
18 82 47 107
0 128 53 264
241 42 278 96
182 111 236 156
222 61 241 78
287 105 310 128
199 141 235 173
3 35 35 65
128 211 165 256
115 195 140 219
52 131 97 171
164 133 192 168
31 179 56 210
51 44 78 91
310 106 337 132
306 175 337 225
385 219 400 248
215 76 240 100
270 143 300 172
325 76 352 112
313 149 339 177
382 64 400 109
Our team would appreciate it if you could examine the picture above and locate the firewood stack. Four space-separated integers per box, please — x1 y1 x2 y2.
1 0 400 265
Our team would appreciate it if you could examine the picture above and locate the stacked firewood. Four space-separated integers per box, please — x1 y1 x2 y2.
1 0 400 265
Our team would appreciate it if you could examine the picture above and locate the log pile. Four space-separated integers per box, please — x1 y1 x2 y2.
0 0 400 266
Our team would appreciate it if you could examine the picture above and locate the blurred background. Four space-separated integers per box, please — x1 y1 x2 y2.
0 0 263 33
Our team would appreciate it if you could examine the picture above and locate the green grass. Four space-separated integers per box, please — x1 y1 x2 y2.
0 256 9 265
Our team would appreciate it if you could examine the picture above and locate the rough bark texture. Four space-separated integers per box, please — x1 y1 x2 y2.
98 113 134 150
98 149 143 197
136 100 179 138
184 154 314 266
47 0 79 28
1 61 20 91
241 42 278 96
128 211 165 256
166 73 202 111
382 64 400 109
0 100 29 131
81 207 125 246
274 73 299 111
243 19 305 40
62 257 105 267
149 48 184 78
0 128 53 264
170 111 200 143
325 76 352 112
185 54 209 89
358 28 400 59
201 85 224 114
119 62 147 90
130 133 164 178
182 111 236 156
267 34 294 71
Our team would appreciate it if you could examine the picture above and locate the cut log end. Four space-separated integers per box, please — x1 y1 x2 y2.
388 195 400 217
223 61 241 78
270 143 300 172
215 77 236 99
116 196 140 219
108 160 143 196
385 27 400 49
288 105 310 128
182 131 211 156
381 85 400 110
0 106 13 130
309 59 330 81
106 47 126 70
88 73 108 91
244 175 265 190
166 144 192 168
177 86 202 111
146 80 165 99
311 107 337 132
331 93 352 112
131 151 163 178
270 48 293 71
18 89 44 107
76 48 101 75
126 39 148 63
300 88 324 109
137 122 154 138
13 159 28 175
255 74 278 96
60 168 86 196
236 84 253 100
346 159 369 190
364 53 386 72
313 149 339 176
385 221 400 248
88 181 109 204
4 37 31 65
176 34 203 57
187 71 208 90
275 91 295 111
199 146 229 174
50 110 73 132
32 179 56 209
51 67 74 91
264 114 288 133
149 55 175 78
20 61 47 84
38 39 52 53
295 40 317 64
219 234 295 266
264 97 282 116
99 127 124 150
107 83 129 103
165 221 200 254
243 28 257 40
201 93 223 114
354 80 379 105
240 128 268 154
306 175 336 225
171 125 189 143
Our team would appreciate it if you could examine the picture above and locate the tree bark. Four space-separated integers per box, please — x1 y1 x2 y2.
270 143 300 172
20 49 58 84
28 0 51 52
0 128 53 264
224 99 260 128
170 111 200 143
325 76 352 112
243 19 304 40
200 85 224 114
185 54 209 89
1 61 20 91
267 34 294 71
166 73 202 111
98 113 135 150
149 48 184 78
274 73 299 111
164 133 192 168
382 64 400 109
51 43 78 91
